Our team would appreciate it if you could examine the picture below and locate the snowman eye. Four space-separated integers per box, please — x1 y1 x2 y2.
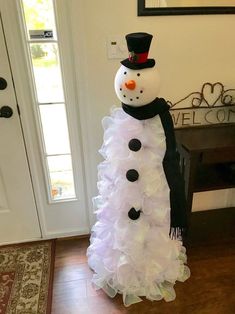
124 72 127 75
137 73 140 76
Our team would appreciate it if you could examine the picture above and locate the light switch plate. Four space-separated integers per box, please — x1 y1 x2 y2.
106 36 127 59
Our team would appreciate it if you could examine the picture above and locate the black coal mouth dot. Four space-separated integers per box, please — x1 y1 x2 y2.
121 91 142 101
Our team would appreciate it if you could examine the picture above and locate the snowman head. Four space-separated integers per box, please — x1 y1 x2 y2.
114 32 160 107
114 65 160 107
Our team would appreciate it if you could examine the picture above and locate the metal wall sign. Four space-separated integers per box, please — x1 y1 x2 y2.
170 106 235 128
168 82 235 128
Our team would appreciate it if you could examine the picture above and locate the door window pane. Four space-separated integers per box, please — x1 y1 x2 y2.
30 43 64 103
47 155 76 200
39 104 71 155
22 0 57 39
22 0 77 202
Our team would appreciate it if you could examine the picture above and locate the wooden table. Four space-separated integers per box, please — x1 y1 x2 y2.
175 123 235 215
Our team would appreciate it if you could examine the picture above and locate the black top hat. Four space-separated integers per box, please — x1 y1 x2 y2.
121 32 155 70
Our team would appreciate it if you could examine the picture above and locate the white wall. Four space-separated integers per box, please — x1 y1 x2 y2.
68 0 235 226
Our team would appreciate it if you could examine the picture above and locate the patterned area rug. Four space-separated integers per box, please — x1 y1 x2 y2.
0 240 55 314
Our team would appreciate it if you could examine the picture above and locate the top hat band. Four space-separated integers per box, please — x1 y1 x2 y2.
129 51 148 64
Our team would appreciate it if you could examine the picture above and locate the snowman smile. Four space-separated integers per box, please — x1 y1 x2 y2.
120 87 144 102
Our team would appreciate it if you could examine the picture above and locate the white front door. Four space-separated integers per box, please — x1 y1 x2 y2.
0 15 41 244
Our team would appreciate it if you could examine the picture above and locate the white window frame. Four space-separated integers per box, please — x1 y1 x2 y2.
19 0 78 204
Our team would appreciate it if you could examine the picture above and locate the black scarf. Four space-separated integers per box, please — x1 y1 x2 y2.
122 97 169 120
122 98 187 239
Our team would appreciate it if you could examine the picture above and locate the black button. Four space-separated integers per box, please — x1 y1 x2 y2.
126 169 139 182
0 78 7 90
128 138 141 152
128 208 141 220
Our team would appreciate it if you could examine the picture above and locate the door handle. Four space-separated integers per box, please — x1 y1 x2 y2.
0 106 13 118
0 77 7 90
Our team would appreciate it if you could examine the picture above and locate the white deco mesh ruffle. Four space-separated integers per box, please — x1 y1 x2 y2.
87 107 190 307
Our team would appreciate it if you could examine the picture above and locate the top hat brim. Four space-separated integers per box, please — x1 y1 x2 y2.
121 58 155 70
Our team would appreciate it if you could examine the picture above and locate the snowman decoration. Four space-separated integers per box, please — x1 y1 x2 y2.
87 33 190 307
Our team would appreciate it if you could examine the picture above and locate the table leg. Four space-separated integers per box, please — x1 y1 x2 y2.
184 153 200 213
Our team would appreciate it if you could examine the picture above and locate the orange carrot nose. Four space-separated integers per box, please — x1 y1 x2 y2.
125 80 136 90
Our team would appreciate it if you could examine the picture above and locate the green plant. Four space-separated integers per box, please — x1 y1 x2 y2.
31 45 46 59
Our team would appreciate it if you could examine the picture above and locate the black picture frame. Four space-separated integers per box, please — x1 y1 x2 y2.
138 0 235 16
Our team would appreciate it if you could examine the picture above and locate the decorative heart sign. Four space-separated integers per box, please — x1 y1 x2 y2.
168 82 235 128
202 82 223 107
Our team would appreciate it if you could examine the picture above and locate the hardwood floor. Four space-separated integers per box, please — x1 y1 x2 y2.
52 226 235 314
